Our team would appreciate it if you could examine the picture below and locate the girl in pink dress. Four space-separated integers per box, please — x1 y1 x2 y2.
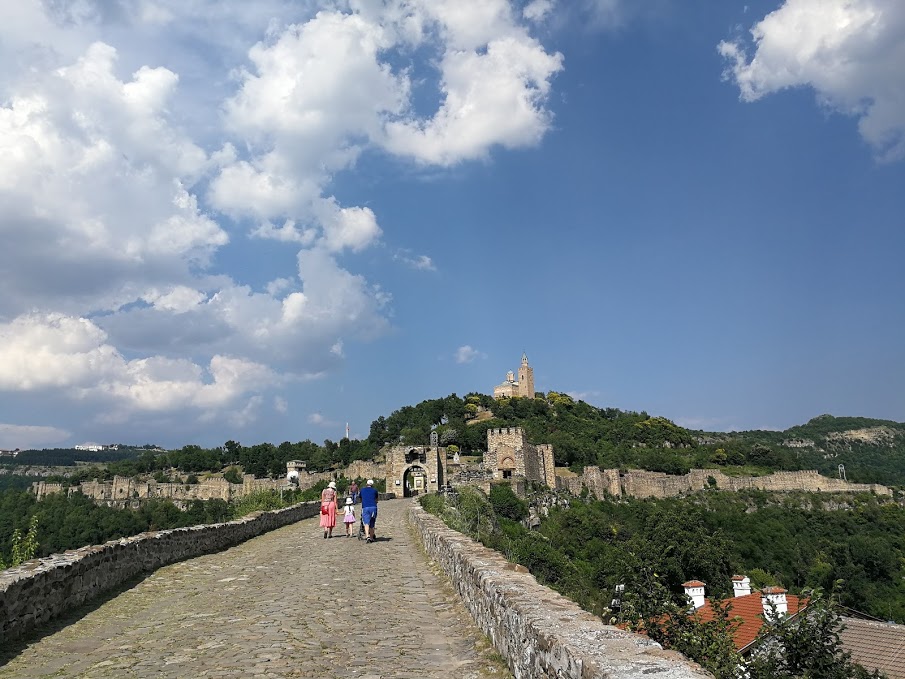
320 481 338 538
342 497 356 537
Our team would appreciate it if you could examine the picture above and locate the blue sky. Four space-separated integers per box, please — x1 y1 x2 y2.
1 0 903 450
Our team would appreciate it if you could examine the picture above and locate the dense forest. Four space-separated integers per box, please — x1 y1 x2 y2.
424 485 905 624
422 485 899 676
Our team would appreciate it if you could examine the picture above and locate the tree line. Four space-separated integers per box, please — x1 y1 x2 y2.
9 396 904 487
422 485 894 677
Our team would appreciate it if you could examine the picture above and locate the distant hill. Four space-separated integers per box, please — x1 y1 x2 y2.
705 414 905 486
5 398 902 489
376 394 905 487
0 446 153 467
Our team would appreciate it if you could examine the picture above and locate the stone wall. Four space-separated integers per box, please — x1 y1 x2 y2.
384 445 447 496
562 466 891 500
485 428 555 487
345 460 385 482
33 467 351 507
408 502 710 679
0 501 321 643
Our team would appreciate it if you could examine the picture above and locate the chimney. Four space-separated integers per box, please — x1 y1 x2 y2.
732 575 752 597
761 586 788 621
683 580 706 609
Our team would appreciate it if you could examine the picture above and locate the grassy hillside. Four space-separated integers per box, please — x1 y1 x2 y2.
382 394 905 487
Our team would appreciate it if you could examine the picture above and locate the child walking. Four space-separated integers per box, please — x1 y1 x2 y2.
342 497 356 537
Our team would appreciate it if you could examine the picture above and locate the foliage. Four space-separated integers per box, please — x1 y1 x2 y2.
0 514 40 569
620 564 742 678
747 586 886 679
229 490 291 517
489 483 528 521
704 415 905 485
421 485 905 675
223 467 243 484
0 483 310 568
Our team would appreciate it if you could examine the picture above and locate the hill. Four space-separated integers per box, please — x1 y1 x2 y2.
376 394 905 487
2 395 903 488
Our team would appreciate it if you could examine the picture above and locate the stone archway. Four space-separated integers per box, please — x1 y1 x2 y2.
499 456 515 479
402 465 428 497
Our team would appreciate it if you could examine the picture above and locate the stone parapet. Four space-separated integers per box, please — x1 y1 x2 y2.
407 502 711 679
0 501 320 644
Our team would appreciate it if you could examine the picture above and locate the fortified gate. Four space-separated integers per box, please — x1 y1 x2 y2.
385 431 447 497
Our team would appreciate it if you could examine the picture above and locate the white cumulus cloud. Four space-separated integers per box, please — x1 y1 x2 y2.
0 1 563 441
0 313 274 415
454 345 485 364
719 0 905 160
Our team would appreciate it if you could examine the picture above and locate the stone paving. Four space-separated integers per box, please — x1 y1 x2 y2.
0 499 511 679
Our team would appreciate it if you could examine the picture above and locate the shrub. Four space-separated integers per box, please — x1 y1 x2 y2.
223 467 243 484
490 483 528 521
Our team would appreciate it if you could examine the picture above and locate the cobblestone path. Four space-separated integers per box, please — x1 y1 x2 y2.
0 499 511 679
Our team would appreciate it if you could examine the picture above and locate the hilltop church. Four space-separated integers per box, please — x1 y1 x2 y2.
493 353 535 399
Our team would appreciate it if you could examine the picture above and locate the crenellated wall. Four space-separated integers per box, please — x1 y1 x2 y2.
32 464 376 507
485 427 554 487
408 501 711 679
558 467 892 500
0 502 321 643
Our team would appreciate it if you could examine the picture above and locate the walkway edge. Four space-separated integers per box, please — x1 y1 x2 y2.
0 501 320 644
407 501 713 679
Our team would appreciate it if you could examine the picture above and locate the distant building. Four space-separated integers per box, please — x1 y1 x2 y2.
385 431 447 497
0 448 20 457
74 443 119 452
493 353 535 399
484 427 555 488
286 460 307 483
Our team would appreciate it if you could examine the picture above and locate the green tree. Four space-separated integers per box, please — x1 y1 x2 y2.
489 483 528 521
1 514 40 569
223 467 243 484
748 586 885 679
620 563 742 678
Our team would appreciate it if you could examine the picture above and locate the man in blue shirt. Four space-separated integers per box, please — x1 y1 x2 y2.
359 479 378 543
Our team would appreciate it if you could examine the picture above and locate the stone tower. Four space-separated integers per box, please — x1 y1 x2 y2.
517 353 534 398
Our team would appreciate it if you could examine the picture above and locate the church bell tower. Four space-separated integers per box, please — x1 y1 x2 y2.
517 353 534 398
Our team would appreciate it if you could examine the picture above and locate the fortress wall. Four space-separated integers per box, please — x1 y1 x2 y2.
345 460 385 482
571 466 622 498
538 444 556 489
0 501 321 644
486 428 528 478
621 470 695 499
31 463 374 506
297 471 333 491
408 502 710 679
523 442 541 483
555 475 583 495
31 482 63 501
576 467 892 500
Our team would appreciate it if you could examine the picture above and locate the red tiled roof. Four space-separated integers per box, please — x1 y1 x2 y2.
696 592 805 652
731 575 747 581
682 580 706 588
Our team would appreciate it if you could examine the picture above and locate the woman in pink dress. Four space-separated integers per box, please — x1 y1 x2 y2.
320 480 338 538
